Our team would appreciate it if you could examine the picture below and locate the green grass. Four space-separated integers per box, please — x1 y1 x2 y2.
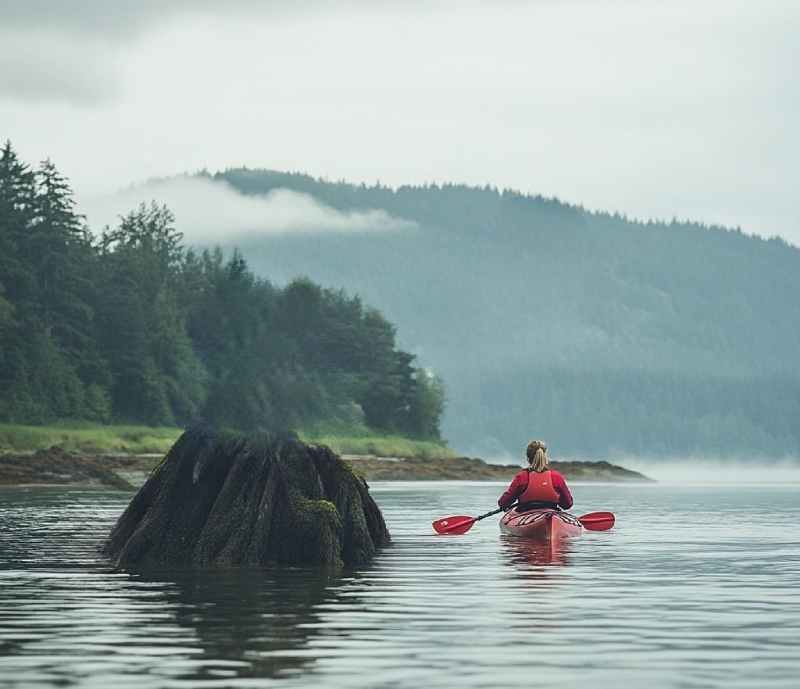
0 423 182 454
0 423 456 459
299 433 456 459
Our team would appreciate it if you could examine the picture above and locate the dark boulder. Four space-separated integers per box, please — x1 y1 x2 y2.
103 427 390 567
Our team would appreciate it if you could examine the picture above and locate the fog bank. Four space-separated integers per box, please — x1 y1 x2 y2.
607 456 800 485
80 176 416 242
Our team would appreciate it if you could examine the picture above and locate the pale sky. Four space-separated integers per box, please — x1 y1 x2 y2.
1 0 798 244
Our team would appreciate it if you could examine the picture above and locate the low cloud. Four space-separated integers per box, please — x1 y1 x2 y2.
80 176 416 242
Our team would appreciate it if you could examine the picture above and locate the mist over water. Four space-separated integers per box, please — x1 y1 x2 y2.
616 457 800 485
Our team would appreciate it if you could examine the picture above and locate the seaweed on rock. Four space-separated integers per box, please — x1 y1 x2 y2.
103 427 390 567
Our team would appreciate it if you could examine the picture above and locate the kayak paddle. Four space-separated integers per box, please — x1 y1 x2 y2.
576 511 615 531
433 508 616 534
432 507 504 535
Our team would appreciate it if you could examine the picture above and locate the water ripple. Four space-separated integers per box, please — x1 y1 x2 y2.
1 484 799 688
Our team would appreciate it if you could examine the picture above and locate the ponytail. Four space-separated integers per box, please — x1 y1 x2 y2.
525 439 549 473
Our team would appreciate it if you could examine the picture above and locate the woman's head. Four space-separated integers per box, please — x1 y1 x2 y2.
526 439 548 473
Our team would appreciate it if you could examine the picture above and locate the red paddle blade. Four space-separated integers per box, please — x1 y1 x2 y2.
578 511 616 531
432 516 476 535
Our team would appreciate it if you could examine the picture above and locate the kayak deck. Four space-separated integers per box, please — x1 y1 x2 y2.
499 508 583 539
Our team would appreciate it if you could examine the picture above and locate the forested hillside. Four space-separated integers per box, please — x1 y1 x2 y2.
0 145 445 440
208 168 800 460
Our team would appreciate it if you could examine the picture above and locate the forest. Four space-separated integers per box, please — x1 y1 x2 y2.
0 144 446 441
4 142 799 460
203 168 800 460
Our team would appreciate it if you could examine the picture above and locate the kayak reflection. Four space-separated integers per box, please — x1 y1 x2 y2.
501 534 574 570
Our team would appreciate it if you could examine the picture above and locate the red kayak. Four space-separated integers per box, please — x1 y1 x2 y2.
500 508 583 539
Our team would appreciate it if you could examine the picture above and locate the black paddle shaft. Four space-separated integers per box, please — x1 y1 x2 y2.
474 507 506 522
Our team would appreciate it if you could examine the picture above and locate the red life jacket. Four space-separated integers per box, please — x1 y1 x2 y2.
518 469 560 504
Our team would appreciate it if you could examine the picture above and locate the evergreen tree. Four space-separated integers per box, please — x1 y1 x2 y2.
407 367 447 440
0 142 49 420
0 141 37 317
97 203 204 425
32 159 110 419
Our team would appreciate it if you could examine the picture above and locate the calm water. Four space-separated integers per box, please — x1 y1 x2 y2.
1 482 799 688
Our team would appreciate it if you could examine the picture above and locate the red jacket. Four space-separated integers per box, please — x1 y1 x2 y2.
499 468 573 510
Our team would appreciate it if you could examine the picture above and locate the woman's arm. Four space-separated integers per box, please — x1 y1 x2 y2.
498 471 527 509
551 471 574 510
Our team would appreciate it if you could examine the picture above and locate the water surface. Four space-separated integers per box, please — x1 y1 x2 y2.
1 483 798 688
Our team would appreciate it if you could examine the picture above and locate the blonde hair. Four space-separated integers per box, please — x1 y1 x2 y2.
526 439 549 473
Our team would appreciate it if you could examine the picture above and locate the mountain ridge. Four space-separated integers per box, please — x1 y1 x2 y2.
162 168 800 460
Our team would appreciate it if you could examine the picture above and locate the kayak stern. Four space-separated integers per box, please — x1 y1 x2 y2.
499 509 583 540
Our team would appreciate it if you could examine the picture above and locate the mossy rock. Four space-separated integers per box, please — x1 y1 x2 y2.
103 427 390 567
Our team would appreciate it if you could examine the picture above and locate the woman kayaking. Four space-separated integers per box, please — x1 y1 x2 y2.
432 440 613 537
498 439 573 512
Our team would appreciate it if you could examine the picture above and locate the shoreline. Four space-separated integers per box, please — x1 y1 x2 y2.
343 454 654 483
0 446 654 489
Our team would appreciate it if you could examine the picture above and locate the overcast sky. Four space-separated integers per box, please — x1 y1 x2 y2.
1 0 798 244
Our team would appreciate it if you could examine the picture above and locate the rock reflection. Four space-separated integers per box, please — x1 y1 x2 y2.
128 566 352 683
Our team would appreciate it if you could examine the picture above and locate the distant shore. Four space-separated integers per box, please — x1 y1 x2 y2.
343 454 653 483
0 446 653 489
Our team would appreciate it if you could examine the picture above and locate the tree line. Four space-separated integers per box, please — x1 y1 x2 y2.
0 143 445 439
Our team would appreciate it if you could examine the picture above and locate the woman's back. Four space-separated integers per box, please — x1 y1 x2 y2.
498 440 574 511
